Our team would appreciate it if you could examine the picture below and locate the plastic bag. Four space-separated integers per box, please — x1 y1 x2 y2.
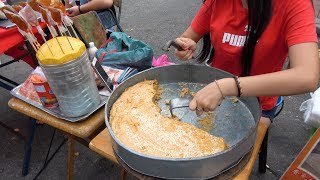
96 32 153 71
300 87 320 128
152 54 175 67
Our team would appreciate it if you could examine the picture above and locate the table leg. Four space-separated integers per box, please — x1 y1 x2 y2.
120 168 127 180
233 122 269 180
22 118 36 176
259 129 269 173
67 135 75 180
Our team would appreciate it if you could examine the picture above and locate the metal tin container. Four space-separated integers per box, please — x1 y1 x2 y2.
105 64 261 179
40 51 100 117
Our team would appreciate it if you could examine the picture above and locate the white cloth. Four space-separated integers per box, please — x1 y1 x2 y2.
300 87 320 128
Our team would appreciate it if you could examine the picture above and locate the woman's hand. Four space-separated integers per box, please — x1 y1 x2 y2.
67 6 80 17
189 78 238 115
189 82 224 115
174 37 197 61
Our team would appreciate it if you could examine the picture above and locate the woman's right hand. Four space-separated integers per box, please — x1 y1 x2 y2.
174 37 197 61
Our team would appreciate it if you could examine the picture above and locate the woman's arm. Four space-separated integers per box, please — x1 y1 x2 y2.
68 0 113 17
222 42 319 97
174 27 204 60
79 0 113 13
190 42 319 111
180 26 203 43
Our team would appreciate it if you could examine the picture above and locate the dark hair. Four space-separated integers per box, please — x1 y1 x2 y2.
242 0 272 76
196 0 272 77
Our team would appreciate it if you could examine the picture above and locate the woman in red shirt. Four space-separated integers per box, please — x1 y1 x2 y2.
175 0 319 127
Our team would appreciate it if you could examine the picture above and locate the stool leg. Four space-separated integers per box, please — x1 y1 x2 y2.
22 118 36 176
120 168 127 180
67 135 75 180
259 129 269 173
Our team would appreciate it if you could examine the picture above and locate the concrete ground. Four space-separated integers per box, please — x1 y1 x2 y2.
0 0 317 179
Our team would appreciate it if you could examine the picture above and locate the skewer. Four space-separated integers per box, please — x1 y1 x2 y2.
28 30 41 48
69 24 79 39
61 15 79 39
45 23 65 54
64 36 74 50
34 41 41 49
40 33 54 56
37 45 45 56
55 23 63 36
55 22 74 50
47 25 56 38
29 40 38 52
55 37 65 54
29 39 45 56
62 21 73 37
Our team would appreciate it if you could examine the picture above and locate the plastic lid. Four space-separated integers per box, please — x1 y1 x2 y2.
89 42 95 48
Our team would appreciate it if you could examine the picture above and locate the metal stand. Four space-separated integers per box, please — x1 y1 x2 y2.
67 135 75 180
33 129 67 180
259 129 268 173
22 118 37 176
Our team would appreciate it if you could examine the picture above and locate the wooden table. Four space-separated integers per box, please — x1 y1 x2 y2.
89 121 269 179
281 128 320 180
8 98 105 180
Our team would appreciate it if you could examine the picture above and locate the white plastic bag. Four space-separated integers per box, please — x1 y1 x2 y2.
300 87 320 128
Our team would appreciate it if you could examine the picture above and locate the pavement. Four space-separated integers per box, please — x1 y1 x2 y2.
0 0 317 179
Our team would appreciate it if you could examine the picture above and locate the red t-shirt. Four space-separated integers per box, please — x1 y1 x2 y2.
191 0 318 110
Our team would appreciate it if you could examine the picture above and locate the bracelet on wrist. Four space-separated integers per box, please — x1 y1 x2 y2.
233 76 242 97
78 5 83 14
214 80 225 100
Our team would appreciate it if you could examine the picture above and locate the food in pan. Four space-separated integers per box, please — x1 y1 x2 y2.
36 37 86 65
110 80 227 158
197 112 216 132
179 87 189 97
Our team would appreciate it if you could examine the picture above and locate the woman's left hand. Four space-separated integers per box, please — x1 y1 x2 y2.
189 82 224 115
67 6 80 17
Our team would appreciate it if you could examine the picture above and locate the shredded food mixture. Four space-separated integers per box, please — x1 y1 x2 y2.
110 80 227 158
197 112 216 132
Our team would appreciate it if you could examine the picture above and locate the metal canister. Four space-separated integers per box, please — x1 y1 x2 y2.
40 51 100 117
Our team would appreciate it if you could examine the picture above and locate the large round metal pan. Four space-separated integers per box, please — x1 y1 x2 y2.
105 64 261 179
